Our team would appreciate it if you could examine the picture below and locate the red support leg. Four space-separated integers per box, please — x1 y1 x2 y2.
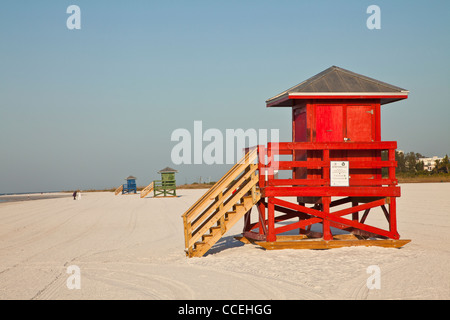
322 197 333 240
389 197 400 239
298 201 307 235
243 210 251 233
257 200 266 236
352 200 359 222
267 198 276 242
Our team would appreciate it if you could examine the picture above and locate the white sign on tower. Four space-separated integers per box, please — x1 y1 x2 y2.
330 161 349 187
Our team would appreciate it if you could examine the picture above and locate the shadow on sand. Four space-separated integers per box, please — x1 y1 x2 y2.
204 234 251 257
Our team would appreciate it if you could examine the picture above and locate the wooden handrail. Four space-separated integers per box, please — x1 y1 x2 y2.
140 182 154 198
181 148 257 220
114 185 123 195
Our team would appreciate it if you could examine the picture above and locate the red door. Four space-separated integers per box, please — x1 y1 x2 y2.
313 105 345 182
346 105 374 142
346 105 376 182
316 105 344 142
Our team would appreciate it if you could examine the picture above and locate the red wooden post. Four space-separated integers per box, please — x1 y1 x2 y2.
257 200 266 236
323 148 330 185
243 210 251 233
258 145 266 189
389 197 399 239
298 201 306 235
322 196 333 240
267 198 276 242
388 147 396 184
352 201 359 222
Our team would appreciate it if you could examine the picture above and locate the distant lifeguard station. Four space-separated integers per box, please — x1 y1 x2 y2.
114 175 137 195
182 66 411 258
140 167 178 198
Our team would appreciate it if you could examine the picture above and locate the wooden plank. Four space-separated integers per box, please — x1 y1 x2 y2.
268 179 326 186
274 235 309 241
256 239 411 250
153 195 178 198
333 234 359 240
235 234 311 244
271 141 397 151
348 179 397 186
263 186 400 197
276 160 397 170
234 236 253 244
240 232 267 242
183 216 190 252
267 178 397 187
277 161 329 170
239 233 361 243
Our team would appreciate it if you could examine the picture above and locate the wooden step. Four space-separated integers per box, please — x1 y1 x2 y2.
243 195 256 205
225 211 237 220
256 239 412 250
210 225 221 232
194 241 208 249
201 233 213 241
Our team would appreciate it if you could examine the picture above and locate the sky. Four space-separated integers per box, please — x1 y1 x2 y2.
0 0 449 194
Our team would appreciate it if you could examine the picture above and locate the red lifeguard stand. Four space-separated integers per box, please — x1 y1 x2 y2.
182 66 411 258
242 66 411 248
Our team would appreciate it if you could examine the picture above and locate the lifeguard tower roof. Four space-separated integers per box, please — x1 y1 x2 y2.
158 167 178 173
125 175 137 180
266 66 409 107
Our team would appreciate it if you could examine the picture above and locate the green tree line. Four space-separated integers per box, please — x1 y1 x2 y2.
395 151 449 174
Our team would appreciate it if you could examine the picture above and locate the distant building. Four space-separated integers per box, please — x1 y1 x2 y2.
419 156 443 171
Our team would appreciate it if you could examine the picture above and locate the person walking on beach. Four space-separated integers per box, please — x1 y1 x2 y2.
73 190 77 200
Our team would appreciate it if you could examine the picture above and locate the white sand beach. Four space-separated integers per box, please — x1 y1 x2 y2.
0 183 449 300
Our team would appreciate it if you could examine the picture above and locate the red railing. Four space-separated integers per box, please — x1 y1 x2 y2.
257 141 399 198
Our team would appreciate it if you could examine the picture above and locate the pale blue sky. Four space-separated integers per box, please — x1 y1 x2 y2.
1 1 449 193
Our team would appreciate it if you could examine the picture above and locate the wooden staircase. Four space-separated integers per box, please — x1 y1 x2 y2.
182 149 261 258
140 182 154 198
114 185 123 195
